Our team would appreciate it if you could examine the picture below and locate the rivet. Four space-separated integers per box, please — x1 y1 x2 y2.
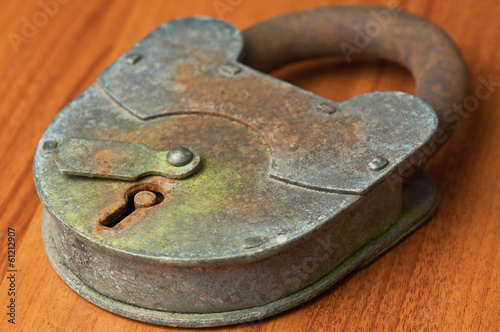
41 140 59 155
167 147 194 167
134 191 157 209
125 53 142 65
219 63 242 76
317 102 337 114
242 237 263 249
368 157 389 171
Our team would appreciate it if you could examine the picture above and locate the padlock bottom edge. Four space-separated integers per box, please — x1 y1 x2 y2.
41 171 437 328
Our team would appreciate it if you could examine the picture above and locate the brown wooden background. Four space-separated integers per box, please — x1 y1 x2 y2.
0 0 498 331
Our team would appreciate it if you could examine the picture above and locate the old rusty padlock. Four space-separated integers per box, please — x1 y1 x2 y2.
34 6 468 327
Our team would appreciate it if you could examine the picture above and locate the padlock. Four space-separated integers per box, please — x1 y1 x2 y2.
34 6 468 327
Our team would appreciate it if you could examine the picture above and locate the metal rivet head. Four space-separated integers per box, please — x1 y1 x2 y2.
167 147 194 167
134 191 157 209
317 103 337 114
219 63 242 76
242 237 263 249
41 140 59 155
368 157 389 171
125 53 142 65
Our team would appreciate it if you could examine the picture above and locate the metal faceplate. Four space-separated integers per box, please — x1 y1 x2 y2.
34 17 438 327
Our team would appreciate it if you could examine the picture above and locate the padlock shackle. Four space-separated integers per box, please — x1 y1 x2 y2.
241 6 469 160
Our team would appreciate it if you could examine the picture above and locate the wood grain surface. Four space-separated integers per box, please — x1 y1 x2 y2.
0 0 498 331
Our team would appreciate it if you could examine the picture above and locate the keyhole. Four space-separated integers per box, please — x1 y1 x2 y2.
100 187 165 228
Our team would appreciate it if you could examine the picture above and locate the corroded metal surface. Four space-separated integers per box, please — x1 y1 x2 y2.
41 171 437 327
34 6 468 328
241 6 469 160
98 17 437 194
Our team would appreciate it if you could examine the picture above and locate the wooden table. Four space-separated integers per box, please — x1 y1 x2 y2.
0 0 498 331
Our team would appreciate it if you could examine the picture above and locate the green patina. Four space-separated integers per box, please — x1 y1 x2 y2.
167 157 245 218
41 111 271 254
82 152 251 252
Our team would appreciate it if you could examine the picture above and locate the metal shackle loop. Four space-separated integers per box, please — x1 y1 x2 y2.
241 6 469 161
